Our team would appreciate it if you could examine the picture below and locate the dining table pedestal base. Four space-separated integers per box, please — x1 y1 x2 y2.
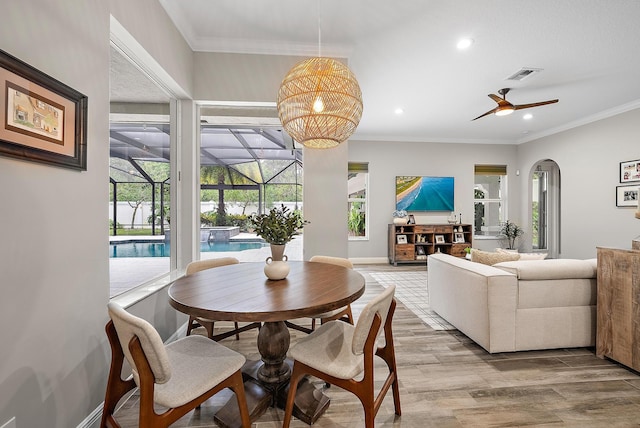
213 360 330 427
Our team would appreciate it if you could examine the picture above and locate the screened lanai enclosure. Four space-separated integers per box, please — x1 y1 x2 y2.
109 121 304 236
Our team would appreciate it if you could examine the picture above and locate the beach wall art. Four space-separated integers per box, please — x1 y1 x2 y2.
395 176 454 212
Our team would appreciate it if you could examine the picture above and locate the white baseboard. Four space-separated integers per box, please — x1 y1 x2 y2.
350 257 389 264
76 406 101 428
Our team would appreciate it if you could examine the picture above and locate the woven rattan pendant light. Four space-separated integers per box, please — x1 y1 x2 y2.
276 4 363 149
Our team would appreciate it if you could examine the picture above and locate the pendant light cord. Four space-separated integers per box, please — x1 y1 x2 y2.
317 0 322 57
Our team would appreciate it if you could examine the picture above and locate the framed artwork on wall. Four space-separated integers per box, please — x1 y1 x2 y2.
0 49 87 170
620 159 640 183
616 185 640 207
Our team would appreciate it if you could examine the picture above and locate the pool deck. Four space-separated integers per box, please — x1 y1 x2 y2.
109 233 303 297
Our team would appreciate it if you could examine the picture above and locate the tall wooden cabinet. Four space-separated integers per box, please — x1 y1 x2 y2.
596 247 640 371
388 223 472 266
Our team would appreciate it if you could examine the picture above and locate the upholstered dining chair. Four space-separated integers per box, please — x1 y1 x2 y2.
285 255 355 334
101 302 251 428
282 285 401 428
185 257 260 341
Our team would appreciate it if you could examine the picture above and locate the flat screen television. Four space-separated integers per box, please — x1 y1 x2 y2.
396 176 454 212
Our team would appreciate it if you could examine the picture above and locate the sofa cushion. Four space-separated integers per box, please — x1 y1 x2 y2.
471 248 520 265
496 248 548 260
493 259 597 280
518 278 597 308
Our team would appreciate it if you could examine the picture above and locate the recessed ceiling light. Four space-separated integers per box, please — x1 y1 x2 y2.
523 113 533 120
457 38 473 50
394 108 404 115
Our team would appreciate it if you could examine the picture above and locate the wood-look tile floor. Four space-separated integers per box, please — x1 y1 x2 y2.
111 264 640 427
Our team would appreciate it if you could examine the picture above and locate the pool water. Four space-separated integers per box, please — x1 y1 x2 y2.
110 241 265 258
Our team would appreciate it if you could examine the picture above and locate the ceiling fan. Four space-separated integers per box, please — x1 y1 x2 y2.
472 88 558 120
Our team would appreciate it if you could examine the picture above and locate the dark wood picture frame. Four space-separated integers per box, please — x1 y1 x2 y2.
0 49 87 170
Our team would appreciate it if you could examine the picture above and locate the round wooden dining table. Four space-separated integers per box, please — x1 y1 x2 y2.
168 261 366 427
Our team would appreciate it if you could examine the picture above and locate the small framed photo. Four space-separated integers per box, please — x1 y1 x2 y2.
407 214 415 224
454 232 465 243
435 235 445 244
397 234 408 244
620 159 640 183
416 246 425 255
616 185 640 207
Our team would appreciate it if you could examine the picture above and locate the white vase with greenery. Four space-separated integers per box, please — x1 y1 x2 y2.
248 204 307 280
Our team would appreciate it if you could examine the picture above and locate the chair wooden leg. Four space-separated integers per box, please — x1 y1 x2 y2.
202 320 216 340
377 300 401 415
282 363 305 428
186 316 198 336
234 322 240 340
101 321 136 428
227 370 251 427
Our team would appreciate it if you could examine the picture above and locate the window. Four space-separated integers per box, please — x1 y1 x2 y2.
348 162 368 240
474 165 507 236
109 120 172 298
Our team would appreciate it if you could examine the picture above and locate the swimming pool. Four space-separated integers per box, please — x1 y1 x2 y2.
109 241 266 258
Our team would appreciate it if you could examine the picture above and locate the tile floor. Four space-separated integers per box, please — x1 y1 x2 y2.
369 270 454 331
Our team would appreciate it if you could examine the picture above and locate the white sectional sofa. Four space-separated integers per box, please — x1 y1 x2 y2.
427 252 597 353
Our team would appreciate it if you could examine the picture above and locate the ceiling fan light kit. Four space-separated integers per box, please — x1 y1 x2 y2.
472 87 558 121
494 106 515 116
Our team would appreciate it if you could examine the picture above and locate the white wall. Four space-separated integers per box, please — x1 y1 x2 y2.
303 143 350 259
0 1 192 427
0 3 110 427
517 108 640 259
348 140 518 260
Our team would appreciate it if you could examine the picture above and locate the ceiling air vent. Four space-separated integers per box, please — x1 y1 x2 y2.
505 67 542 81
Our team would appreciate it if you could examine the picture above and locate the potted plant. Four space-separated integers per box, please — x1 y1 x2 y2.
248 204 307 279
500 220 524 250
248 204 307 247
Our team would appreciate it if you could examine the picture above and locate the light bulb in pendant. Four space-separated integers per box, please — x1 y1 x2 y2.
313 96 324 113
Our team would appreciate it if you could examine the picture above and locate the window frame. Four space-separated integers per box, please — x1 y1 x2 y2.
474 165 507 237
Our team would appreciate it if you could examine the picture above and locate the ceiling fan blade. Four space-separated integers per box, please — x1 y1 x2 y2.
513 99 559 110
488 93 503 103
472 108 498 121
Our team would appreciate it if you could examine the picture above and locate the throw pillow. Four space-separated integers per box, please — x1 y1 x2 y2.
470 249 520 265
517 252 548 260
495 248 548 260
